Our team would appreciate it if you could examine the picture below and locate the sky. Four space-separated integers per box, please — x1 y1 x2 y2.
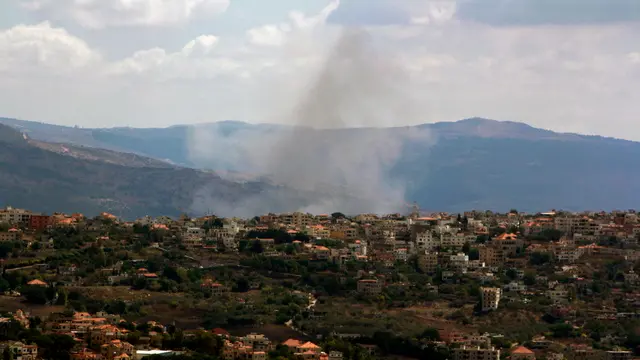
0 0 639 139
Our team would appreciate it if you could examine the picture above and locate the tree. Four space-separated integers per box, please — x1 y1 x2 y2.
2 348 13 360
420 328 441 341
331 212 346 221
523 272 536 286
35 334 76 360
22 285 50 305
462 242 471 254
234 278 249 293
251 240 264 254
530 252 551 266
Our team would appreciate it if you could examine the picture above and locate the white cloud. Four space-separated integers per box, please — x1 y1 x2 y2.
246 24 291 47
245 0 340 47
182 35 219 56
0 21 100 74
20 0 230 29
410 1 457 25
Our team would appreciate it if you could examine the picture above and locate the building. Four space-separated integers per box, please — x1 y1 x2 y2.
201 280 228 296
450 253 469 273
242 333 272 352
479 245 504 267
511 346 535 360
452 346 500 360
605 351 632 360
0 341 38 360
0 207 32 224
0 229 21 242
418 251 439 273
182 227 205 248
480 287 501 311
100 340 135 360
357 279 383 295
29 215 53 230
415 230 439 251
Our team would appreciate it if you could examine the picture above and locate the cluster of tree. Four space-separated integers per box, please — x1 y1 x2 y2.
529 251 552 265
0 241 26 259
528 229 564 242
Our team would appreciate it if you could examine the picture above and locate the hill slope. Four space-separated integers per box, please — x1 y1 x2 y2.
2 117 640 213
0 124 320 218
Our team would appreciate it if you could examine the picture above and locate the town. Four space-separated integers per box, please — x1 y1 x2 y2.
1 205 640 360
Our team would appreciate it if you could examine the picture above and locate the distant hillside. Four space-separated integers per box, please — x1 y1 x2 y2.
0 124 323 218
3 117 640 213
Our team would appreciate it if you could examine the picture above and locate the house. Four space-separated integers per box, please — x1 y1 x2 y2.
283 339 303 350
0 341 38 360
201 280 228 296
90 325 127 346
452 346 500 360
357 279 383 295
222 340 254 360
101 340 135 360
296 342 321 354
313 246 331 260
26 279 48 287
71 349 100 360
242 333 272 352
546 284 569 304
511 346 535 360
605 351 632 360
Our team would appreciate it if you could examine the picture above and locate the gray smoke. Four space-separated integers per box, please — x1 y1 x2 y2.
188 28 434 217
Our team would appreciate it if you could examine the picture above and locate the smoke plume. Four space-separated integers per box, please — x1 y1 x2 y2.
188 27 434 217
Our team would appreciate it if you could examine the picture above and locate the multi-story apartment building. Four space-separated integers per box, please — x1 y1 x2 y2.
450 253 469 273
492 233 522 256
480 287 501 311
0 229 21 242
452 346 500 360
441 232 470 249
29 215 53 230
418 251 439 273
307 225 331 239
280 212 312 228
478 245 504 267
415 230 439 251
182 227 205 248
0 207 33 225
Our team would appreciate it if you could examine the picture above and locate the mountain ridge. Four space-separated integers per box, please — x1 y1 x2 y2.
1 116 634 143
2 116 640 214
0 124 328 218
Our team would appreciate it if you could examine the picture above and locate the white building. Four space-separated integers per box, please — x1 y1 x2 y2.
450 253 469 273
